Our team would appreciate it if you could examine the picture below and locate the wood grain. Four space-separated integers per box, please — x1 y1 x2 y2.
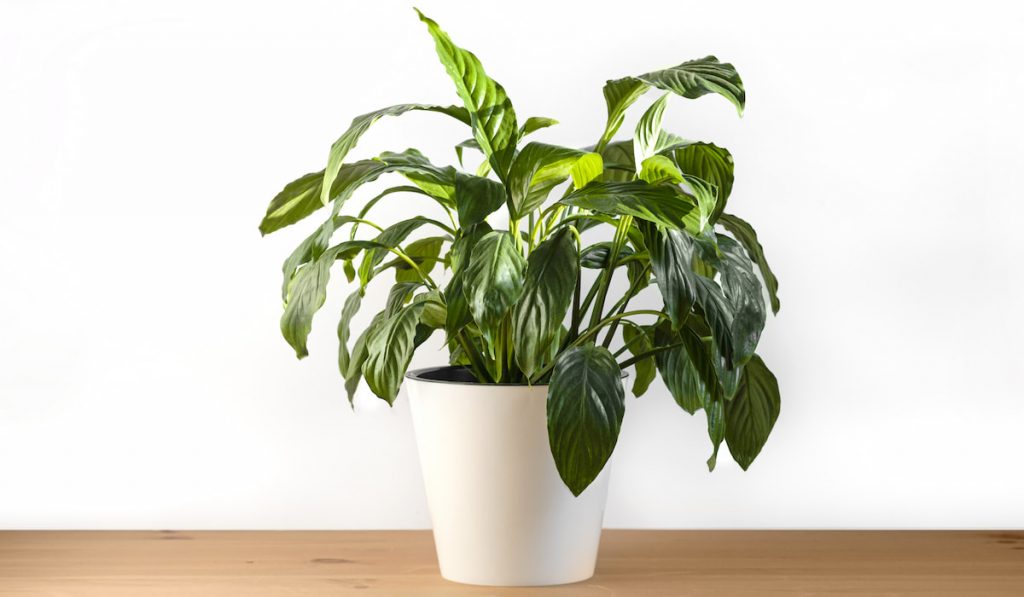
1 530 1022 596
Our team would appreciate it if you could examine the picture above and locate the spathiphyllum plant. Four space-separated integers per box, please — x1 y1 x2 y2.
261 9 782 496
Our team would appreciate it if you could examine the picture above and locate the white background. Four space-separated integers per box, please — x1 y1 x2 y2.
2 0 1023 530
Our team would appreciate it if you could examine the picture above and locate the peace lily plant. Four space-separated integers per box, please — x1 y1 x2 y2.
260 9 782 497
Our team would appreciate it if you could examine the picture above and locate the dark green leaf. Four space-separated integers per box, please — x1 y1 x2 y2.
321 104 470 205
725 355 780 469
561 182 699 233
580 242 635 269
704 393 725 471
718 213 780 314
462 231 526 348
653 321 706 414
621 323 655 397
393 237 445 283
417 9 518 179
449 221 492 274
513 229 579 378
343 311 385 404
666 142 734 221
454 172 505 227
716 235 766 365
362 302 427 404
638 56 745 115
337 290 363 407
508 142 602 217
547 344 625 496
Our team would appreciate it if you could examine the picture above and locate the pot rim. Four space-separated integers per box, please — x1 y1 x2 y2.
405 365 628 387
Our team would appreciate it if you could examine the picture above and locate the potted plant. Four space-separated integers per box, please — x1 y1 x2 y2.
260 9 782 587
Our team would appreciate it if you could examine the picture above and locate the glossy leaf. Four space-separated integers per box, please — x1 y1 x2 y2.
638 56 745 115
653 322 705 413
513 229 579 378
716 235 766 365
547 344 625 496
520 116 558 135
639 155 683 185
725 355 780 469
667 142 733 221
321 104 469 205
508 143 603 217
357 217 441 286
336 290 363 406
417 9 518 179
376 150 457 202
600 77 648 148
362 302 427 404
718 213 780 314
560 182 698 233
260 160 388 235
621 323 655 397
461 231 526 348
580 242 635 269
393 237 446 283
633 94 670 166
454 172 505 227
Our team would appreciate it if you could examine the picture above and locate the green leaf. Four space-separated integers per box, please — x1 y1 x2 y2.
454 172 505 227
449 221 492 274
716 235 766 365
600 139 636 182
547 344 625 496
416 9 518 179
718 213 780 314
513 228 579 378
508 143 603 217
357 216 447 286
443 269 473 338
560 182 699 233
666 142 734 221
645 225 735 365
600 77 649 148
337 290 363 407
321 104 470 205
682 174 718 232
520 116 558 135
461 231 526 349
725 355 780 469
362 302 427 405
621 323 655 397
376 150 457 202
704 393 725 471
343 311 385 404
393 237 445 283
281 215 364 300
638 56 745 115
639 155 683 185
580 242 635 269
279 241 384 359
260 160 388 236
634 94 670 166
653 322 706 414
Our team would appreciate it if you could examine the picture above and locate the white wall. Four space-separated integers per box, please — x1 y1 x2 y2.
2 0 1022 530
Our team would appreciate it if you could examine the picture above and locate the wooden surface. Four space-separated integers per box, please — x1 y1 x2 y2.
1 530 1023 596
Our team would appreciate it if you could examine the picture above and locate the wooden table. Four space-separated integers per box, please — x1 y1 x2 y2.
1 531 1022 596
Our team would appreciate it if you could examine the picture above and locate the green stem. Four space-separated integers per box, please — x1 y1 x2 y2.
387 248 438 290
618 342 684 369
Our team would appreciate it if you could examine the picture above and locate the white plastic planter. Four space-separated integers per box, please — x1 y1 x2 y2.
406 366 610 586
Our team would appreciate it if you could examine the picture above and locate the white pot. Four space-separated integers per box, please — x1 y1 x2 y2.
405 366 610 587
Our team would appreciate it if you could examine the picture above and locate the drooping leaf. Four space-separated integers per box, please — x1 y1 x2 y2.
634 93 670 166
279 241 384 358
716 235 766 365
376 150 457 202
343 311 385 404
638 56 745 115
454 172 505 227
520 116 558 135
653 321 706 414
666 142 734 221
513 228 579 378
443 269 473 338
321 104 470 205
561 182 699 233
337 290 363 406
417 9 518 179
362 302 427 404
718 213 780 314
725 355 780 469
682 174 718 232
281 215 364 300
357 217 441 287
508 143 603 217
600 77 649 148
461 231 526 348
621 323 655 397
547 344 625 496
449 221 492 274
704 393 725 471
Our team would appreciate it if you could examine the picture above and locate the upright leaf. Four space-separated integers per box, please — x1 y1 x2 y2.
667 142 734 221
547 345 625 496
508 143 603 217
461 231 527 348
718 213 780 314
417 9 518 179
600 77 649 149
633 94 670 166
321 104 470 205
725 355 780 469
520 116 558 135
513 229 579 378
638 56 745 115
362 302 427 404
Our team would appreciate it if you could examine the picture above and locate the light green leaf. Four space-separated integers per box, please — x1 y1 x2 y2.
547 344 625 496
417 9 518 179
682 174 718 232
600 77 649 149
462 231 526 349
508 142 603 217
560 181 699 233
362 301 427 405
718 213 780 314
513 228 579 378
621 323 655 397
376 150 457 202
357 216 444 287
725 355 780 469
634 94 670 166
666 142 734 221
321 104 470 205
520 116 558 135
639 155 683 185
638 56 745 115
394 236 446 283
